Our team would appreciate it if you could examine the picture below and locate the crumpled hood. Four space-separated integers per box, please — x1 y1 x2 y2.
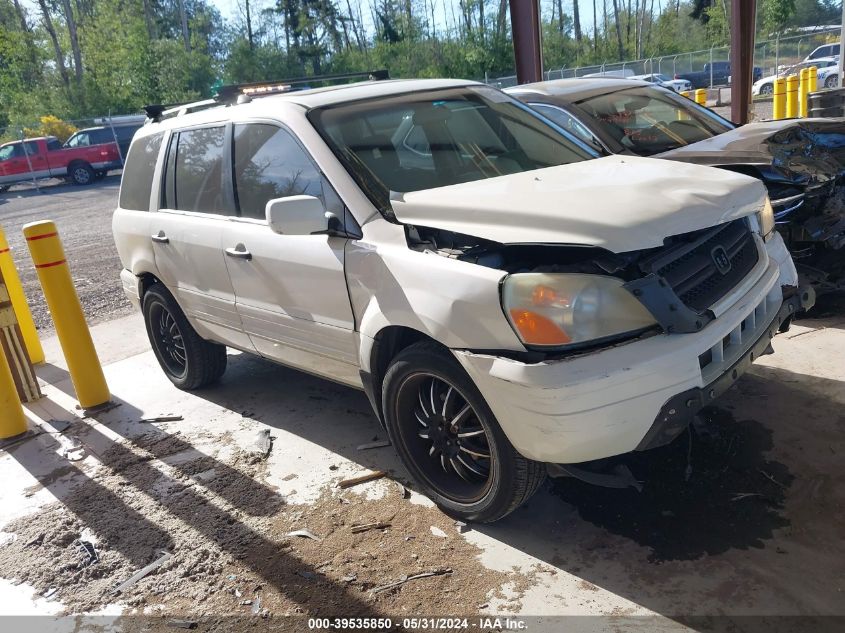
390 155 766 253
657 118 845 185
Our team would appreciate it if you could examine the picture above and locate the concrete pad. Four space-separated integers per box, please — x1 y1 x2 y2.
0 309 843 630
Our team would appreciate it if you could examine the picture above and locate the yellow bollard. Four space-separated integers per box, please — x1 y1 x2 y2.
773 78 786 120
786 74 799 118
799 68 810 117
0 227 44 365
809 66 818 94
0 346 27 439
694 88 707 106
0 274 28 439
681 90 692 100
22 221 109 409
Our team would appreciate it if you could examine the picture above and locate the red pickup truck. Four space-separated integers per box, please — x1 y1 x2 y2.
0 135 122 191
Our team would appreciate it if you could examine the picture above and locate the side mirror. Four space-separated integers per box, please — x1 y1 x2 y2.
265 195 329 235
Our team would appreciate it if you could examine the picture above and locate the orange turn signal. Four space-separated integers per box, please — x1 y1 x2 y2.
509 309 571 345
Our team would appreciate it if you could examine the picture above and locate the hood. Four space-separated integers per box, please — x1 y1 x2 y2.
657 119 845 184
390 155 766 252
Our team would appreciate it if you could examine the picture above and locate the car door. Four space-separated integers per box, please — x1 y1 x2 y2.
151 124 252 351
222 122 359 386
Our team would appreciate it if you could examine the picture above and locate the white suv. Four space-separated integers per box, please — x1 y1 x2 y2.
113 78 811 522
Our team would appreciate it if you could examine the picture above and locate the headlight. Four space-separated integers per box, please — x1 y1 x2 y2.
502 273 658 349
757 197 775 241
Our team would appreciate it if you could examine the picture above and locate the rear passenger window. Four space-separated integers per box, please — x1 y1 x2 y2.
165 126 229 214
232 124 325 220
119 133 163 211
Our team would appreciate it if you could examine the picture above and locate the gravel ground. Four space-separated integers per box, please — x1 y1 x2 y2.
0 174 132 334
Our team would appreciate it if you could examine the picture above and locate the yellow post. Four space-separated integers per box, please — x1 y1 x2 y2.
0 227 44 365
694 88 707 106
0 273 28 439
799 68 810 117
786 74 799 118
809 66 818 94
22 221 109 409
0 344 27 439
681 90 692 100
773 78 786 120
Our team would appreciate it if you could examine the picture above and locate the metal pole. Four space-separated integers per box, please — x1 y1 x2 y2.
509 0 544 84
19 129 40 192
106 110 125 168
775 33 780 77
730 0 757 124
839 3 845 88
709 46 714 88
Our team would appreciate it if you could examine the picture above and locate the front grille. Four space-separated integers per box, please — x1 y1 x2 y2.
639 219 760 313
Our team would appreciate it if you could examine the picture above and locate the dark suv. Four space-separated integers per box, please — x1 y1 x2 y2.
64 124 141 160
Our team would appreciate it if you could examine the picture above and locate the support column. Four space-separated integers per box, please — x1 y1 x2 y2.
730 0 757 124
509 0 543 85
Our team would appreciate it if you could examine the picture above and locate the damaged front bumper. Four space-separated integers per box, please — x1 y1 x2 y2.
453 259 814 465
636 283 815 451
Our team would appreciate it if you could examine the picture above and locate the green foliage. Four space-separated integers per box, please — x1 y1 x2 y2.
0 0 840 126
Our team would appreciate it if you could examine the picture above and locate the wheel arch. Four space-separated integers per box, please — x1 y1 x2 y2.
361 325 445 426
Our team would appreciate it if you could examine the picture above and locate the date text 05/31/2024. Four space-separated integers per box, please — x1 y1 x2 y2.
307 617 528 630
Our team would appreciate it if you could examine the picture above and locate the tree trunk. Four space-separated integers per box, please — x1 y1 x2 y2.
141 0 156 39
37 0 70 88
496 0 507 43
245 0 254 49
611 0 624 60
345 0 364 50
11 0 40 74
178 0 191 53
573 0 582 42
60 0 83 82
593 0 598 53
478 0 485 43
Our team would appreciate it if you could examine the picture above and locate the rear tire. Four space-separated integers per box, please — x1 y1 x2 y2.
382 341 545 523
825 75 839 89
69 162 94 185
760 83 773 96
142 283 227 390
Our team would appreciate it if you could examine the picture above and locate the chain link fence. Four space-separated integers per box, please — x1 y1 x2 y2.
486 27 841 88
0 114 145 146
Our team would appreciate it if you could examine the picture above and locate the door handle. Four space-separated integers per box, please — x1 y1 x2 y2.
151 232 169 244
225 245 252 261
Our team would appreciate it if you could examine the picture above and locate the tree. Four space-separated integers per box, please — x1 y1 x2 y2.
762 0 797 34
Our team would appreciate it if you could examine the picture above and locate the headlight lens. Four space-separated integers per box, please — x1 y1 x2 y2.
502 273 658 349
757 197 775 241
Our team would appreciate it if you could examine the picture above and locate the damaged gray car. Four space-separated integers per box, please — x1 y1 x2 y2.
506 78 845 293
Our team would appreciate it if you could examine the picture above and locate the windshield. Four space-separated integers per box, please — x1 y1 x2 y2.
576 86 734 156
308 86 595 213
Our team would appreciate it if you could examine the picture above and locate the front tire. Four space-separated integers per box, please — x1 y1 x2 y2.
142 284 227 390
382 342 545 523
69 162 94 185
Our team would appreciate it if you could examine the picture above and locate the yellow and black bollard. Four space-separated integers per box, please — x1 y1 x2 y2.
694 89 707 106
786 74 799 118
0 270 29 439
23 221 109 410
799 68 810 118
0 227 44 365
773 78 786 120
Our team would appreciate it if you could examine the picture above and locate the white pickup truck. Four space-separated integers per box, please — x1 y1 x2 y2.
112 78 811 522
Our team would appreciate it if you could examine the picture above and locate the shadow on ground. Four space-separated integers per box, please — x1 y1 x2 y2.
33 345 845 618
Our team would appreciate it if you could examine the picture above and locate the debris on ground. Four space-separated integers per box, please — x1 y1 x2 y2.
430 526 448 538
140 416 184 423
395 482 409 499
112 550 173 595
76 536 99 568
370 568 453 594
356 440 391 451
249 429 273 460
0 431 523 616
337 470 387 489
284 529 322 542
167 619 198 629
350 522 390 534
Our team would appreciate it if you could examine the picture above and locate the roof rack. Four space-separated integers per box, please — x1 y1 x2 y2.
214 69 390 103
143 69 389 123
